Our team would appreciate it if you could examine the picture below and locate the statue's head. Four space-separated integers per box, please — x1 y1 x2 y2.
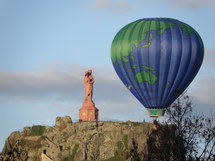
85 69 92 76
88 69 92 74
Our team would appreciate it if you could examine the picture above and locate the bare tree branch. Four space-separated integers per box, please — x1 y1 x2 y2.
164 92 215 161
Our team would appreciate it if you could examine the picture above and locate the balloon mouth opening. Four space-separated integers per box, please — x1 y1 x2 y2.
147 108 166 117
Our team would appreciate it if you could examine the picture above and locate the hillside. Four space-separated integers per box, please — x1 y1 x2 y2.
0 116 179 161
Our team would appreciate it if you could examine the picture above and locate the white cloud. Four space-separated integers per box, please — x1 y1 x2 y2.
188 49 215 111
172 0 215 8
146 0 215 8
203 49 215 67
95 100 147 121
0 71 82 102
91 0 110 9
90 0 215 14
90 0 133 14
0 63 132 105
191 77 215 104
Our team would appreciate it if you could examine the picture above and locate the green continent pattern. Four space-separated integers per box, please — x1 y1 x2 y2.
135 70 157 85
125 65 157 85
111 20 175 64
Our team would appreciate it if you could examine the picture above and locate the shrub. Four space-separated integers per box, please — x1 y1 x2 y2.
31 125 45 136
64 144 79 161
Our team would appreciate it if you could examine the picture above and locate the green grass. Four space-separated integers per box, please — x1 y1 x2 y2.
64 144 79 161
101 135 129 161
123 135 128 149
31 125 45 136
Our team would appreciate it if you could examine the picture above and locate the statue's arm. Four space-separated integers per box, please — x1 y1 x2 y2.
90 76 94 84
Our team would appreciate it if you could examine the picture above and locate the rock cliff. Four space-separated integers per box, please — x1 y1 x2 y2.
0 116 153 161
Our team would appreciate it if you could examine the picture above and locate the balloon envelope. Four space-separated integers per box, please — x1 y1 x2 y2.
111 18 204 117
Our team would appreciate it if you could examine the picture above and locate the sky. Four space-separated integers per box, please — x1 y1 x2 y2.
0 0 215 151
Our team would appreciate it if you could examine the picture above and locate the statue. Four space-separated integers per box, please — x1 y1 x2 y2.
79 69 98 121
84 70 94 103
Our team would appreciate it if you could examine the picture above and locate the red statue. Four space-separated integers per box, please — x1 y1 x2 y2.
79 70 99 122
84 70 94 104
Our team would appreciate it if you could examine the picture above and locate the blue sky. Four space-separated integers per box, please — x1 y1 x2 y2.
0 0 215 151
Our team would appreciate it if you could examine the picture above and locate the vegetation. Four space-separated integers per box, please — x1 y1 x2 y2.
147 93 215 161
31 125 45 136
165 93 215 161
147 123 185 161
102 135 129 161
129 138 141 161
64 144 79 161
123 135 128 149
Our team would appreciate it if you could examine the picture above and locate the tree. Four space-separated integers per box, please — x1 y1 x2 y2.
147 123 186 161
165 93 215 161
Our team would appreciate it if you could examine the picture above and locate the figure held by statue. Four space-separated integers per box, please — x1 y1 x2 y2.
83 69 94 105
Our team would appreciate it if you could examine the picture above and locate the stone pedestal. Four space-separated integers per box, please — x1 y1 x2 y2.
79 101 98 121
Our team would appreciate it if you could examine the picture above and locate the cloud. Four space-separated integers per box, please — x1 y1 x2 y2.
203 49 215 67
90 0 133 14
193 49 215 77
98 100 148 121
172 0 215 8
191 77 215 104
188 49 215 112
90 0 215 14
0 70 82 102
0 63 132 105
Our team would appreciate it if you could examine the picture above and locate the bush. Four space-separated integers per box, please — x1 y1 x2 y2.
102 135 129 161
31 125 45 136
64 144 79 161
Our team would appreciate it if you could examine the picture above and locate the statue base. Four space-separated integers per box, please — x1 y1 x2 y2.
79 101 99 122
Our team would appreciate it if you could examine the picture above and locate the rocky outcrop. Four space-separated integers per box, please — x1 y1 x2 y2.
0 116 152 161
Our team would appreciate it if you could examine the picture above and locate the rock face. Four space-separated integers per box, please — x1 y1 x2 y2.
0 116 152 161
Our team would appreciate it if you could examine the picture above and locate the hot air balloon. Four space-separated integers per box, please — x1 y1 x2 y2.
111 18 204 117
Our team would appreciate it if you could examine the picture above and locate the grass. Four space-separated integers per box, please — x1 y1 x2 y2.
31 125 45 136
64 144 79 161
123 135 128 149
101 135 129 161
